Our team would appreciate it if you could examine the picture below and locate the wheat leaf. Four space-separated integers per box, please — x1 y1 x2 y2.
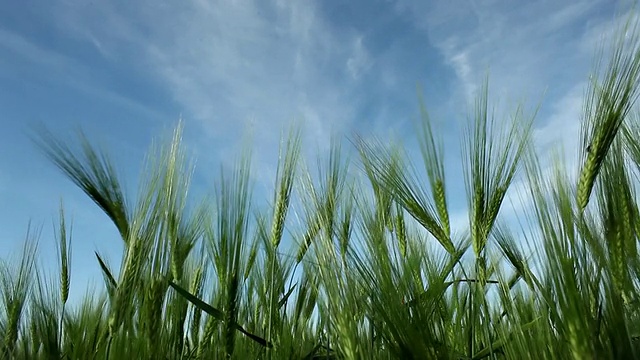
168 281 272 348
278 283 297 309
94 252 117 296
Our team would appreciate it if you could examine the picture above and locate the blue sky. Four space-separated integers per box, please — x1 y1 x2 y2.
0 0 631 301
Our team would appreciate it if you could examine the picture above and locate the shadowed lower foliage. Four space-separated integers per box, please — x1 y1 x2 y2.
4 11 640 360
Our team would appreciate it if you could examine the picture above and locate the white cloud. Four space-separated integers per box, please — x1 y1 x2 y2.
533 82 586 160
347 36 372 80
381 0 622 217
390 0 607 107
52 1 378 193
448 48 475 100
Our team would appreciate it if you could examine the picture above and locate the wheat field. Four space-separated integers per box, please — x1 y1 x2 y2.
3 12 640 360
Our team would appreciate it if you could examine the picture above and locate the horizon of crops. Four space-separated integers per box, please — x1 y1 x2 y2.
3 11 640 360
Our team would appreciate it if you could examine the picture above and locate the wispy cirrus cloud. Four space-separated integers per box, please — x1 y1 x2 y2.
33 0 637 229
382 0 633 231
52 0 376 183
402 0 606 103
